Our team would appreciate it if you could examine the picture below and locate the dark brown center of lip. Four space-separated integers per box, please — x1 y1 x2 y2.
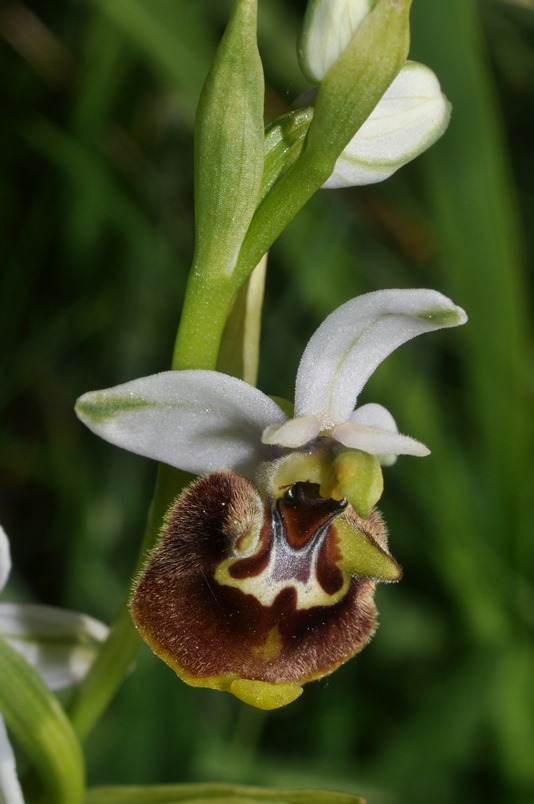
277 482 347 550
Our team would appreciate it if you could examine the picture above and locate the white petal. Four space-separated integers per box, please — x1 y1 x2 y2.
0 716 24 804
76 370 287 479
350 403 400 465
299 0 373 83
294 288 467 428
333 421 430 458
262 415 321 448
323 61 451 188
0 603 109 691
0 526 11 594
350 402 398 432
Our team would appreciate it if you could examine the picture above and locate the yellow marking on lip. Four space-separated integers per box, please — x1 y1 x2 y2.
252 626 283 661
230 678 303 709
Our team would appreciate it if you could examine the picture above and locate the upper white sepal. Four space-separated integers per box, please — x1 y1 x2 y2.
294 288 467 429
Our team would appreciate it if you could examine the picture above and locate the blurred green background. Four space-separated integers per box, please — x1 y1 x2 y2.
1 0 533 802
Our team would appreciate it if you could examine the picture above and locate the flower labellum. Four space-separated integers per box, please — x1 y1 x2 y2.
132 468 399 710
76 289 467 708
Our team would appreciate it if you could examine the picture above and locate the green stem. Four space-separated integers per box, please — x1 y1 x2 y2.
67 464 187 740
68 263 246 742
172 271 237 371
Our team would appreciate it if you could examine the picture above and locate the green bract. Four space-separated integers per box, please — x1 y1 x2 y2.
172 0 264 371
84 782 365 803
193 0 263 279
322 61 451 188
0 636 85 804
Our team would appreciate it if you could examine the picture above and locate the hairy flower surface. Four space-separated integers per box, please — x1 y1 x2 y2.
76 289 466 708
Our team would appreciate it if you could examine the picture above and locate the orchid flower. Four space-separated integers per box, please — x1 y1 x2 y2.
298 0 451 187
76 289 466 709
0 524 108 802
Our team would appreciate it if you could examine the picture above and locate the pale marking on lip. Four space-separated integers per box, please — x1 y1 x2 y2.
214 507 350 611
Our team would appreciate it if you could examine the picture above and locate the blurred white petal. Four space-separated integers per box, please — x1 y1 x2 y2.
350 403 399 465
350 402 397 432
0 603 109 691
0 716 24 804
0 526 11 594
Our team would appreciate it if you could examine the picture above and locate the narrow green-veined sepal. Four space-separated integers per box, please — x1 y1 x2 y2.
193 0 264 281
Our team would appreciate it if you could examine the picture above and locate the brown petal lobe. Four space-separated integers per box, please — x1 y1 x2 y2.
130 471 392 692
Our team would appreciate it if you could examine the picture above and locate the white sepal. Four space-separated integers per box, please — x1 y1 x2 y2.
76 370 287 479
294 288 467 429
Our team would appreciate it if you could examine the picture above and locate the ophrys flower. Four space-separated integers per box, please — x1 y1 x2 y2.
76 289 466 708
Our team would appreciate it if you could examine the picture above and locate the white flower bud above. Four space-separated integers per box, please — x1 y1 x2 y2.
299 0 375 83
323 61 451 188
